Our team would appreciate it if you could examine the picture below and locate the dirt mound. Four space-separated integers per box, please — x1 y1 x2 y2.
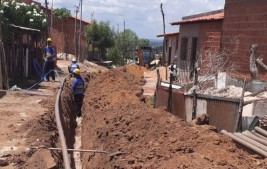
81 68 267 168
125 64 147 79
83 60 109 73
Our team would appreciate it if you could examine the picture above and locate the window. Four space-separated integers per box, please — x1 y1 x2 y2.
180 37 188 60
180 37 198 62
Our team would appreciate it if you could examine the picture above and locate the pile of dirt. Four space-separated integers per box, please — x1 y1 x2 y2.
83 60 109 73
81 67 267 168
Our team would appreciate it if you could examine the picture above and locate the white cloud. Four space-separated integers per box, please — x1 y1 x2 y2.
44 0 224 39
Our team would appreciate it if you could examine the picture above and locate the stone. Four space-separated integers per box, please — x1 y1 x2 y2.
0 159 9 166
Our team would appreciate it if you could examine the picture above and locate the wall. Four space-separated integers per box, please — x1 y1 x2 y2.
51 16 89 57
222 0 267 73
165 34 179 64
177 23 200 62
199 21 223 51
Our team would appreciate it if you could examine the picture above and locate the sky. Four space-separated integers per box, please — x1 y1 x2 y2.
42 0 225 39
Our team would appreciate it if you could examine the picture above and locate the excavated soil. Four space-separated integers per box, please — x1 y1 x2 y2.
81 65 267 169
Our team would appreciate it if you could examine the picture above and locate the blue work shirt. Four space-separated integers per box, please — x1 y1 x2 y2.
71 75 85 95
69 63 80 73
44 46 55 62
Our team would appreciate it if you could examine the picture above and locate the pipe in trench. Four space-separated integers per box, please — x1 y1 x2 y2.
255 127 267 138
55 73 72 169
234 133 267 152
242 131 267 146
221 130 267 158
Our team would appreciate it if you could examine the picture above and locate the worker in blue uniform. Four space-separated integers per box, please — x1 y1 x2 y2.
43 38 56 82
71 68 85 117
68 58 80 74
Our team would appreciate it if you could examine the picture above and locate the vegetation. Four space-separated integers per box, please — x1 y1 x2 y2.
84 19 150 65
0 1 47 30
85 20 115 60
53 7 71 32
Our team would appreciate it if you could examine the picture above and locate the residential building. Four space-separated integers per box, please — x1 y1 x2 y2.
171 9 224 72
171 0 267 75
157 31 179 65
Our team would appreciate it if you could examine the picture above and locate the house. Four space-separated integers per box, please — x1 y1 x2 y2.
157 31 179 65
171 0 267 75
171 9 224 73
22 0 90 59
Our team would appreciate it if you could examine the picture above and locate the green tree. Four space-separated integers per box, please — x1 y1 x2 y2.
138 38 150 47
85 20 114 60
108 29 139 65
0 1 47 30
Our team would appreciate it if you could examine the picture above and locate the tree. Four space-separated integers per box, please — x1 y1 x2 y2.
53 8 71 55
107 29 150 65
85 20 114 60
0 1 47 31
138 38 150 47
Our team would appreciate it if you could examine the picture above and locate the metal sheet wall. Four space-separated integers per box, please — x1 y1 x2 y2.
155 85 240 132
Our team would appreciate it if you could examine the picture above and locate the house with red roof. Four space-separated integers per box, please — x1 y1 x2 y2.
170 0 267 76
170 9 224 74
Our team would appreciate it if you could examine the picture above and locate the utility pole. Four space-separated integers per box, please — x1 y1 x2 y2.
74 4 79 58
160 3 167 80
44 0 50 37
78 0 83 61
51 0 53 28
123 20 126 65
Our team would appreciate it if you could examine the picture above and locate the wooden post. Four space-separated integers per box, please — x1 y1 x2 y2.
160 3 168 80
0 25 9 89
249 44 259 80
237 79 246 131
192 61 198 119
167 73 173 112
256 58 267 72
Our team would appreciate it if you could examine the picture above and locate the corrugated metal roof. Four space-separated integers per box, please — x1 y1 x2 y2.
157 31 179 37
171 9 224 25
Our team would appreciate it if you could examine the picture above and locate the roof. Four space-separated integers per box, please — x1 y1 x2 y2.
157 31 179 37
171 9 224 25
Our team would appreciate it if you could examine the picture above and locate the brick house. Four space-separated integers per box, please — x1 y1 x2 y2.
171 9 223 72
22 0 90 59
222 0 267 73
157 31 179 65
171 0 267 75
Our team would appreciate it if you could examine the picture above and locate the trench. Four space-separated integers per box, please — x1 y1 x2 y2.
57 78 83 169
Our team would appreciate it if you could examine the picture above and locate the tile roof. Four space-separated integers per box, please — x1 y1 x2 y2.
157 31 179 37
171 9 224 25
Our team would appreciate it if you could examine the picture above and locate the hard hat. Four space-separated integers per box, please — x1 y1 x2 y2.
47 38 52 42
72 58 77 62
73 68 80 74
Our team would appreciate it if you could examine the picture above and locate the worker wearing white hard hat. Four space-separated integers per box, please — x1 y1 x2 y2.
68 57 79 74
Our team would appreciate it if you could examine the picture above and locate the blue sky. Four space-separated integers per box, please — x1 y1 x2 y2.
42 0 225 39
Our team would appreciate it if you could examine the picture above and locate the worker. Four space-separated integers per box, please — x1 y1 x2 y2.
71 68 85 117
43 38 55 82
68 58 80 74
